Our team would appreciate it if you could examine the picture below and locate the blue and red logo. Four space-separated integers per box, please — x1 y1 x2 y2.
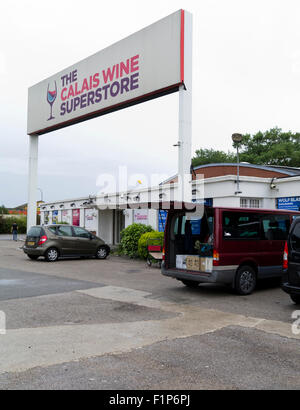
46 81 57 121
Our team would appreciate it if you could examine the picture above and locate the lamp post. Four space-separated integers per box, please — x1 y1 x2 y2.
37 188 43 202
232 133 243 195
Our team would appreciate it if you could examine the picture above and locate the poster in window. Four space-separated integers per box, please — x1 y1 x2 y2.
52 210 58 224
72 209 80 226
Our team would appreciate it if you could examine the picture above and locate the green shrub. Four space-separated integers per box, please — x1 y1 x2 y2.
0 216 27 234
138 231 164 260
119 223 153 258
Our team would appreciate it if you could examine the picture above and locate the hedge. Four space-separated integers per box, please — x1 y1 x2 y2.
119 223 153 258
138 231 164 260
0 216 27 234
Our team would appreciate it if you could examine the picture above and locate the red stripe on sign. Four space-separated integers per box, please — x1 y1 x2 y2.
180 9 185 83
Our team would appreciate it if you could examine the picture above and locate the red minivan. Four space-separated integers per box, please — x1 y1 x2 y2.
161 206 300 295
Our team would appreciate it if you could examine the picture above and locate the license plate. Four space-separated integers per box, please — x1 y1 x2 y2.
27 241 35 246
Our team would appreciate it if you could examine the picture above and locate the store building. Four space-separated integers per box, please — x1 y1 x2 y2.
40 163 300 245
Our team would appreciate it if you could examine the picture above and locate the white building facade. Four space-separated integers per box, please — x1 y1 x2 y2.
40 164 300 245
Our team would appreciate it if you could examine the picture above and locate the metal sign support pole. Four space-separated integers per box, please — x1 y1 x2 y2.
27 134 39 232
178 11 193 204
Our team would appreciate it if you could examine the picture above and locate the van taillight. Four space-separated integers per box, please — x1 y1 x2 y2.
213 249 219 266
38 235 48 246
162 246 165 261
283 241 288 269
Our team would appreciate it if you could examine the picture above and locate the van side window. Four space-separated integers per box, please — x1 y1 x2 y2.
291 224 300 251
223 212 260 239
261 215 290 240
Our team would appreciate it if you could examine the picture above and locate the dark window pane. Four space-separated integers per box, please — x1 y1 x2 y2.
73 227 90 238
48 227 57 234
27 227 43 237
291 224 300 252
223 212 260 239
57 226 73 237
261 215 289 240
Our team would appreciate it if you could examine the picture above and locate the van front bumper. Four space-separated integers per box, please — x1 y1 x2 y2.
161 262 237 285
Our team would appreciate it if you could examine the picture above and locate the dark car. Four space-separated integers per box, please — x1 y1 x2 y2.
282 217 300 304
23 225 110 262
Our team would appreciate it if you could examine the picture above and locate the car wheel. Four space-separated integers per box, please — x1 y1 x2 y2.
96 246 108 259
27 255 38 260
235 265 256 295
290 294 300 304
181 280 199 288
45 247 59 262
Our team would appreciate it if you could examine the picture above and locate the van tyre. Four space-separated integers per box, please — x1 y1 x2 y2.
235 265 256 295
45 248 59 262
96 246 108 259
181 280 199 288
290 294 300 304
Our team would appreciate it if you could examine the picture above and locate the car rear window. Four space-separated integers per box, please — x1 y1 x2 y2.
27 227 43 237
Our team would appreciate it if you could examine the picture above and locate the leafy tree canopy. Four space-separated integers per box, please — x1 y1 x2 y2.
192 127 300 168
0 205 8 214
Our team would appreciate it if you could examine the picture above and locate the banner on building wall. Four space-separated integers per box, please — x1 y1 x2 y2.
277 197 300 211
72 209 80 226
27 10 188 135
84 209 98 231
134 209 148 225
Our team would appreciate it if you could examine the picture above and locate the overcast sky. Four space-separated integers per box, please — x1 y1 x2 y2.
1 0 300 207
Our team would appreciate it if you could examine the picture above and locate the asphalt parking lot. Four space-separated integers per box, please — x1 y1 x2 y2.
0 238 300 390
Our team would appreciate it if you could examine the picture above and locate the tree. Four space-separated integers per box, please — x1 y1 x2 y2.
192 149 235 167
192 128 300 168
0 205 8 214
237 127 300 167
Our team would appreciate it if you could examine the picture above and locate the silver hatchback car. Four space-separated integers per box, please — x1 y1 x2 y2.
23 225 110 262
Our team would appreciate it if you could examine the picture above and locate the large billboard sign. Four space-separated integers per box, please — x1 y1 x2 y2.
27 9 187 135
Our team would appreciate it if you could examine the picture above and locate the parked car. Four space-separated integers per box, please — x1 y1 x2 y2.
282 217 300 304
23 225 110 262
161 205 300 295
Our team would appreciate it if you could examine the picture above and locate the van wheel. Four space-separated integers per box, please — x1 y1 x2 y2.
290 294 300 304
45 248 59 262
235 265 256 295
181 280 199 288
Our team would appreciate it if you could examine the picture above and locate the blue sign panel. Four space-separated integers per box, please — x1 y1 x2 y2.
190 218 201 234
158 210 167 232
192 198 213 206
277 197 300 211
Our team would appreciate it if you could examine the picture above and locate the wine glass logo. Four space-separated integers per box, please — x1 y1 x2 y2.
46 81 57 121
